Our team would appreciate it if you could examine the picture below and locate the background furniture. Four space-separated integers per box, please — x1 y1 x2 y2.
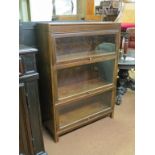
95 0 122 21
37 22 120 142
116 27 135 105
120 23 135 49
19 45 47 155
19 22 38 47
116 51 135 104
126 27 135 49
120 23 135 32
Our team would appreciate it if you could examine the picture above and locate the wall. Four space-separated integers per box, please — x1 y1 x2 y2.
116 2 135 23
19 0 30 21
77 0 86 19
28 0 86 21
85 0 135 23
19 0 135 23
29 0 52 21
56 0 86 21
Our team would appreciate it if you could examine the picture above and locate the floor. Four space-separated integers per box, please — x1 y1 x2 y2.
43 90 135 155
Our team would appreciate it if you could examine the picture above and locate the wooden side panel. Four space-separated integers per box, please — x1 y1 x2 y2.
36 25 58 141
111 30 121 118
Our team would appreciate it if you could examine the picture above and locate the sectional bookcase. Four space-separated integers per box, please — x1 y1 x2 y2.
37 22 120 142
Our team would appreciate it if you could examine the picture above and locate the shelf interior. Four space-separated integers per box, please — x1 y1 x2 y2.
56 35 116 63
58 78 109 99
58 90 112 128
57 60 114 100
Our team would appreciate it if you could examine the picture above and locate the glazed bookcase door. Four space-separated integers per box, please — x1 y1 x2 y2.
57 89 113 134
56 59 115 103
54 32 117 68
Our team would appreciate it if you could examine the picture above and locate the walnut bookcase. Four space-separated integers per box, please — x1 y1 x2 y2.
37 22 120 142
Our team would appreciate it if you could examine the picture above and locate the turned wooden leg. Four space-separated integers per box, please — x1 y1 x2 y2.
116 69 129 105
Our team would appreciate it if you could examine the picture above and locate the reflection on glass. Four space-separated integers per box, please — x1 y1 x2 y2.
55 34 116 62
57 60 114 99
59 90 112 127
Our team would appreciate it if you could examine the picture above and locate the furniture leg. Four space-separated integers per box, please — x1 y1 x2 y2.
116 69 129 105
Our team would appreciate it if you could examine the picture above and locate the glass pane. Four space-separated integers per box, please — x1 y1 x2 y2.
59 90 112 127
55 34 116 63
57 60 114 100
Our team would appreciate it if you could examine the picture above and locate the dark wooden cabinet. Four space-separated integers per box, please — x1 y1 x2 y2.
36 22 120 142
19 45 47 155
19 83 34 155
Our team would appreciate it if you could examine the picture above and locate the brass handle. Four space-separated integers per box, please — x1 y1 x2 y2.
87 91 91 95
